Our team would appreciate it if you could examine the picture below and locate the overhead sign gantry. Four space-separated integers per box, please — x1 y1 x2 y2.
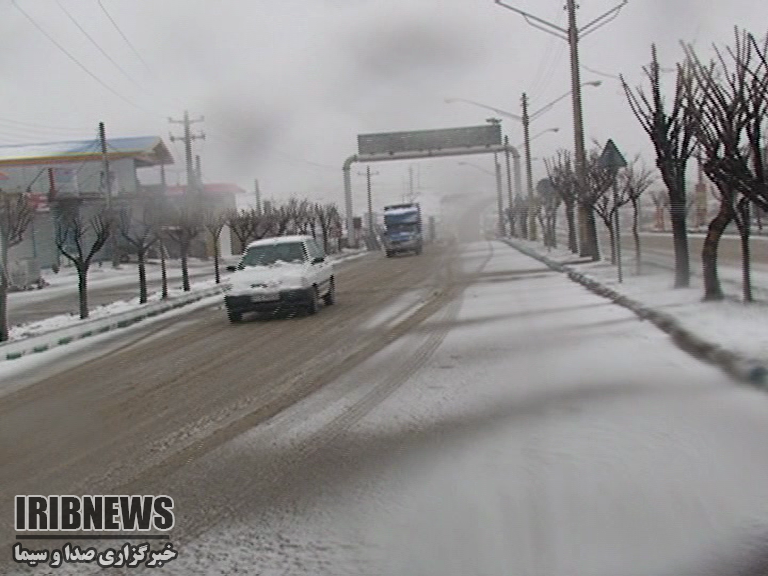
342 124 521 245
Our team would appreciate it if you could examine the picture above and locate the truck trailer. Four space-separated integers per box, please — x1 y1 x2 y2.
382 203 423 257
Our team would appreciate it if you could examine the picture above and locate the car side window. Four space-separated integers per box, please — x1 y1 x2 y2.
306 239 323 261
315 240 326 259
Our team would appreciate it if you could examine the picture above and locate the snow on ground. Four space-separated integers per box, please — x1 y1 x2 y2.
521 237 768 366
126 240 768 576
7 277 222 341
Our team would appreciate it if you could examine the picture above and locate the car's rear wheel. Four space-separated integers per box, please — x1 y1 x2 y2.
322 277 335 306
306 286 320 315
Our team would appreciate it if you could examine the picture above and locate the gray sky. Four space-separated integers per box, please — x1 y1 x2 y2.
1 0 766 212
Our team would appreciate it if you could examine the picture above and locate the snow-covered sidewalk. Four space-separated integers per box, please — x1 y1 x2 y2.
508 237 768 386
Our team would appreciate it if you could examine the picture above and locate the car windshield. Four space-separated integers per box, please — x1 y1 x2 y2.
240 242 306 267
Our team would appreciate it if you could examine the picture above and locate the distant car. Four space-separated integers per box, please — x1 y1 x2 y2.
223 235 335 322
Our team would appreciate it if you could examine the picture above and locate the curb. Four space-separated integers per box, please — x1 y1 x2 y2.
1 285 228 362
503 238 768 388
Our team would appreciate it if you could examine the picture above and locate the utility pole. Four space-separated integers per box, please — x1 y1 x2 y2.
522 93 536 241
254 179 262 214
408 165 414 201
99 121 120 268
195 154 202 187
169 110 205 194
494 0 628 260
495 152 505 237
357 166 379 244
504 135 515 237
566 0 591 259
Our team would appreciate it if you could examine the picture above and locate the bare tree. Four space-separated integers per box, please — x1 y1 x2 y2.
684 29 768 301
0 190 35 341
620 160 656 274
227 208 257 255
55 199 112 319
650 190 668 230
119 203 160 304
535 178 561 249
515 195 529 240
315 202 341 253
584 146 615 259
623 45 700 288
204 209 228 284
165 199 202 292
545 149 579 253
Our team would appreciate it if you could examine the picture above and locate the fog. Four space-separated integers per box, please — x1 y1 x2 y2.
1 0 766 211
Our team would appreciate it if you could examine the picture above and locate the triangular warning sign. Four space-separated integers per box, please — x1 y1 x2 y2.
598 139 627 169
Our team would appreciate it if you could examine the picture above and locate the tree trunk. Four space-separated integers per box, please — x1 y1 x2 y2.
549 211 558 248
702 201 732 301
213 235 221 285
565 201 577 253
737 200 752 302
669 185 690 288
631 198 641 276
181 245 190 292
0 240 9 342
585 204 600 261
138 248 147 304
160 239 168 300
604 218 616 264
519 206 528 240
78 265 89 319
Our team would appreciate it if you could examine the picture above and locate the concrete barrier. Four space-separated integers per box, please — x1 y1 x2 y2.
1 285 228 362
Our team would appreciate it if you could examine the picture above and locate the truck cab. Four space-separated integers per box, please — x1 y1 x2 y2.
382 203 423 257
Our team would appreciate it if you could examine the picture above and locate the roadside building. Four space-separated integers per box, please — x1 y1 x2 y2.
0 136 173 286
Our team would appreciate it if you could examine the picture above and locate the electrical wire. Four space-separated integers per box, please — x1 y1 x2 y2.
11 0 152 115
97 0 154 75
56 0 145 92
527 2 567 102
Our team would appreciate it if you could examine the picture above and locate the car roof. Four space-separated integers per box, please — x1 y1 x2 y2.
245 235 313 249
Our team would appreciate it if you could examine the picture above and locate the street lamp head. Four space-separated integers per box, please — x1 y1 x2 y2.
585 80 602 87
486 117 501 125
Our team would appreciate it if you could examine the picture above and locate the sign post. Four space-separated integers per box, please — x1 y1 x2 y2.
598 139 627 282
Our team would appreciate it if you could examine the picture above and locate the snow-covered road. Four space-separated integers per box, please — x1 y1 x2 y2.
117 240 768 576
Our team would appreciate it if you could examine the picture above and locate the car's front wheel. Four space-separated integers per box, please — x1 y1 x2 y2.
322 277 335 306
227 309 242 323
306 286 320 315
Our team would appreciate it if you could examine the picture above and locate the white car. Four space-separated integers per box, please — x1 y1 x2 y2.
224 235 335 322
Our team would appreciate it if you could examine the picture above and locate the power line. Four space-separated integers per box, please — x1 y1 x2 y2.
0 116 88 133
11 0 151 114
97 0 154 75
56 0 145 92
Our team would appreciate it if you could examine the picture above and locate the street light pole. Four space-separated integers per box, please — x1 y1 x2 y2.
567 0 591 259
504 136 514 236
485 118 506 237
522 93 536 241
495 152 504 237
494 0 627 260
